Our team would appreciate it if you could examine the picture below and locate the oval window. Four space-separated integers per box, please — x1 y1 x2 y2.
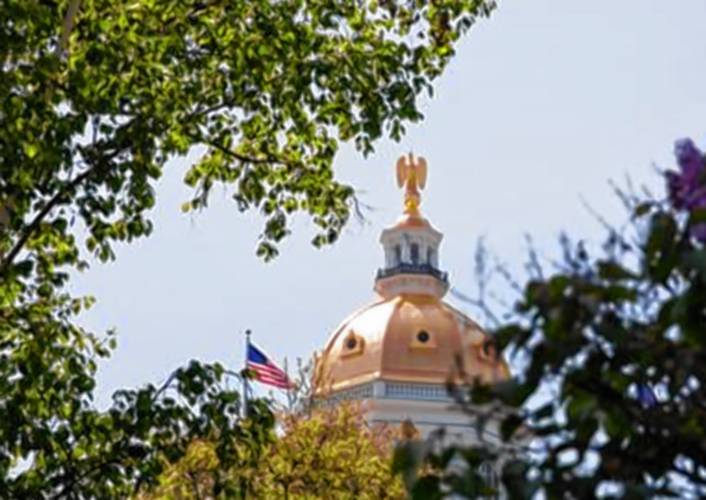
481 340 496 358
417 330 430 343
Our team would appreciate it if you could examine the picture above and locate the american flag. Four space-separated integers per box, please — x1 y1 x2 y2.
246 341 292 389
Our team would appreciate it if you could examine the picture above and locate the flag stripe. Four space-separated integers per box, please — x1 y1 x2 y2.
253 374 290 388
247 361 286 376
249 371 290 387
247 364 288 381
249 370 288 382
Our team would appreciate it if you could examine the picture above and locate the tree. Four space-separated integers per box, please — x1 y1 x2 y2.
1 1 495 496
259 402 404 499
2 0 495 265
143 402 405 499
398 138 706 498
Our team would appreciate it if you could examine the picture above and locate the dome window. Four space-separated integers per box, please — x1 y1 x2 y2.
410 243 420 264
411 329 436 349
480 340 497 360
342 331 365 358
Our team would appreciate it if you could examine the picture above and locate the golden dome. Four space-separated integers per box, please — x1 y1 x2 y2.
313 154 510 395
313 294 509 393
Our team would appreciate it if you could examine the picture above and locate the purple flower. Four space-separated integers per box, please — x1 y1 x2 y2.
691 223 706 242
666 170 688 210
665 138 706 240
675 138 703 176
667 139 706 208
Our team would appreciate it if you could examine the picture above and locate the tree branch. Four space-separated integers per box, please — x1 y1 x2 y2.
0 166 95 274
56 0 82 59
198 136 281 166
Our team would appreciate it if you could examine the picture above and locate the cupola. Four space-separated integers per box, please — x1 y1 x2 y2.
375 153 448 299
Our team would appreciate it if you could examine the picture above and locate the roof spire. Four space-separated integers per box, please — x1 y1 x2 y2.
396 153 427 216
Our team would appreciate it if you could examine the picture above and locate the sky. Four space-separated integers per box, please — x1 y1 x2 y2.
71 0 706 405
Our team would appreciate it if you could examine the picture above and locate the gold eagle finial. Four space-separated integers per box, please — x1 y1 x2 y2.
396 153 427 215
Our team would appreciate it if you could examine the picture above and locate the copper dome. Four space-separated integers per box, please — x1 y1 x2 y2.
313 294 509 394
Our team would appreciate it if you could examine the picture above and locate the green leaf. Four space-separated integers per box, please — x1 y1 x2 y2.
597 260 637 281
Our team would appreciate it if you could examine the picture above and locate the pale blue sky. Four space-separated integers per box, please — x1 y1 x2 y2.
72 1 706 404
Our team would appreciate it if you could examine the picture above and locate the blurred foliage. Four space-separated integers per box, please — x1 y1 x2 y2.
1 0 495 496
397 139 706 498
142 402 405 499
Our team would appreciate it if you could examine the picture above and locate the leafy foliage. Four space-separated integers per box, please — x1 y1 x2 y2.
2 0 495 263
143 402 405 499
399 138 706 498
2 1 495 496
1 337 274 498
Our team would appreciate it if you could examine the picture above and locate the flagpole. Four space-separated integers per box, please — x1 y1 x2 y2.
243 329 251 418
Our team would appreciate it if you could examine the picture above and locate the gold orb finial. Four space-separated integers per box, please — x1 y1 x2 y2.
396 153 427 216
